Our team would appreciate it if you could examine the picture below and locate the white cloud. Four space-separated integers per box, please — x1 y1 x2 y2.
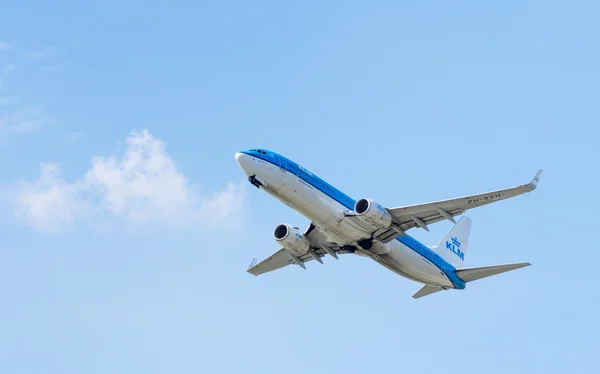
15 163 90 233
0 41 12 50
14 130 247 233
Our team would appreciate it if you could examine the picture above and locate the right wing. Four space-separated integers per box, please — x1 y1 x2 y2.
246 223 351 276
386 169 543 233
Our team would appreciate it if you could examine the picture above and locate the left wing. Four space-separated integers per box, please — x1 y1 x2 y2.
247 224 350 276
385 169 543 233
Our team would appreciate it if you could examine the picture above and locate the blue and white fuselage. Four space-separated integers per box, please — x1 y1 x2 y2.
235 149 539 298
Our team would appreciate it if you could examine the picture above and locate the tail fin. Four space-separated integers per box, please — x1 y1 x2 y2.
431 216 472 268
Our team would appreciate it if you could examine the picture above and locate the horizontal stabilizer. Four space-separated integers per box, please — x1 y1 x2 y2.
412 285 444 299
456 262 531 283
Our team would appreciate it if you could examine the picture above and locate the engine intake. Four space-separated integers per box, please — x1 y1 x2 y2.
273 223 311 255
354 198 393 229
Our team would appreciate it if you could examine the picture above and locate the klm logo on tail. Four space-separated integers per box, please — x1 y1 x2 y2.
446 237 464 260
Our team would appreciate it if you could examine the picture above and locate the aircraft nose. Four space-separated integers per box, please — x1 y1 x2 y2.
235 152 252 173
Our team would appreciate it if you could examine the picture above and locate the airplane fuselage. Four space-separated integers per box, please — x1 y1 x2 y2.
235 149 466 290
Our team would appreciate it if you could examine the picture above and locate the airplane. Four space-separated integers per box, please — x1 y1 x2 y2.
235 148 542 299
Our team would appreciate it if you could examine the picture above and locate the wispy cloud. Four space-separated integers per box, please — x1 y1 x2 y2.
0 106 48 134
13 129 247 233
0 44 58 136
0 41 12 51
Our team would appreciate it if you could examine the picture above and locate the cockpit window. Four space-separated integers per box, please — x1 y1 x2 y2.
247 149 269 155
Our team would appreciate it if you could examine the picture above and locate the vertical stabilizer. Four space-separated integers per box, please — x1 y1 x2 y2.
431 216 471 268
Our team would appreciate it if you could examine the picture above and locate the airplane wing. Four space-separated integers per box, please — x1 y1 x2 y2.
247 223 350 276
386 169 543 233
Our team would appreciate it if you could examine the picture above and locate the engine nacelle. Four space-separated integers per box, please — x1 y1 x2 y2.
273 224 311 255
354 198 393 229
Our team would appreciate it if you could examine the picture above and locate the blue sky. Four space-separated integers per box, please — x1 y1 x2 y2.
1 1 598 373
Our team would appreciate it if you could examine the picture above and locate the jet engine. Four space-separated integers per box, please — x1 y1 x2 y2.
354 198 393 229
273 223 311 255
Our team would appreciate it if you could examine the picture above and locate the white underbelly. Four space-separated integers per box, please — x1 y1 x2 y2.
267 170 451 287
379 240 453 287
270 175 371 245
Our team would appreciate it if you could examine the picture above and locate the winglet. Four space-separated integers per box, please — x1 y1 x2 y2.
529 169 543 190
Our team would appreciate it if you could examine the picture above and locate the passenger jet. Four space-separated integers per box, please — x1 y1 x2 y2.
235 149 541 299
